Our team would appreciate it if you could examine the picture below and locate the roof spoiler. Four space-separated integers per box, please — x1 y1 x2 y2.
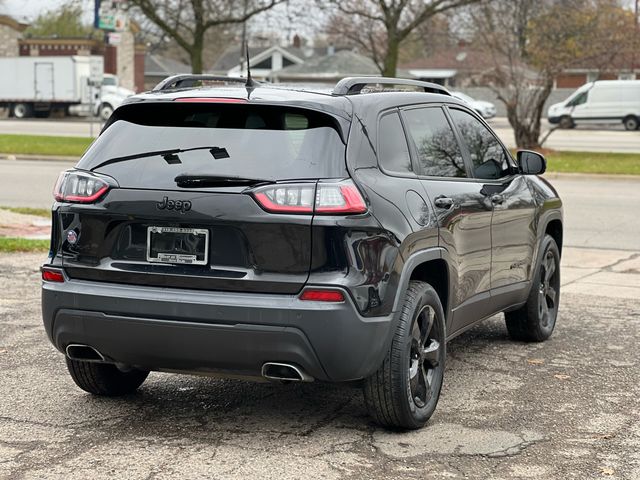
333 77 450 96
153 75 263 92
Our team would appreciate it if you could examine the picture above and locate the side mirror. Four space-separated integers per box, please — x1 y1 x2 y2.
517 150 546 175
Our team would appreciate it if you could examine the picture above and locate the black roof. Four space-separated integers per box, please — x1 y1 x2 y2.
125 81 466 123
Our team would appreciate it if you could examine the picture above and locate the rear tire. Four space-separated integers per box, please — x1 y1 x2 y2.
623 115 639 131
66 358 149 396
363 281 446 430
505 235 560 342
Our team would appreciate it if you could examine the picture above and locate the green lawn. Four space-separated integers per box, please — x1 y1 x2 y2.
545 151 640 175
0 206 51 218
0 237 49 253
0 134 93 157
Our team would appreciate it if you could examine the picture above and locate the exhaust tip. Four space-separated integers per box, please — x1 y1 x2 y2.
65 344 105 362
262 362 313 382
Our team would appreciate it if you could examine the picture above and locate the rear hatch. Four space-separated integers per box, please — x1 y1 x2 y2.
56 100 350 294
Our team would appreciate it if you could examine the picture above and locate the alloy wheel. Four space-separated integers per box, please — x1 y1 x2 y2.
408 305 442 408
538 250 559 327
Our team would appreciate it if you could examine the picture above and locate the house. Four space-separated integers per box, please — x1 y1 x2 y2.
269 50 379 84
144 53 191 90
399 46 496 87
211 45 307 80
0 14 28 57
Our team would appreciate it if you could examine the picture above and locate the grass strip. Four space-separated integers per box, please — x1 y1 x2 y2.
0 237 49 253
544 151 640 175
0 206 51 218
0 134 92 157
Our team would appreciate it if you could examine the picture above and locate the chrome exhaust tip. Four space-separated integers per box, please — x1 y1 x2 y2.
261 362 313 382
65 344 106 363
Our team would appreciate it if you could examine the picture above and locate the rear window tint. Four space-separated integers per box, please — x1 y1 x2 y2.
78 103 347 188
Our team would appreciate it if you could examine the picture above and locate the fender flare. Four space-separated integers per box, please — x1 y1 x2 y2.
383 247 454 350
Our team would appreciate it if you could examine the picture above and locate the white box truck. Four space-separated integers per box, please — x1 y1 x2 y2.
548 80 640 131
0 56 133 119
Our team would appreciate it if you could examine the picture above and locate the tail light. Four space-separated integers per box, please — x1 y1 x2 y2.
252 180 366 215
54 170 112 203
41 267 64 283
299 288 345 302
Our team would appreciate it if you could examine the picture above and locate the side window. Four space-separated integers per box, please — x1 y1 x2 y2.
378 111 412 175
449 109 511 180
567 91 588 107
402 107 467 178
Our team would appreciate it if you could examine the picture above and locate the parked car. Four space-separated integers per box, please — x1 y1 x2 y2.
42 76 563 430
548 80 640 130
451 91 497 119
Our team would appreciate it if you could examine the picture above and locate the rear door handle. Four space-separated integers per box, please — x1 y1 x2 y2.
434 196 454 209
491 194 504 205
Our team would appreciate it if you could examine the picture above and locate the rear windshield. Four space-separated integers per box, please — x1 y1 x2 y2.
77 103 347 188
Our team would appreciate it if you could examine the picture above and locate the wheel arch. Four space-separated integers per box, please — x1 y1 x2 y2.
545 218 563 256
392 248 454 328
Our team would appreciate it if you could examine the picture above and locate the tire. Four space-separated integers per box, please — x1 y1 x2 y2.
505 235 560 342
12 103 32 119
363 281 446 430
98 103 114 121
66 357 149 396
558 116 574 129
623 116 639 131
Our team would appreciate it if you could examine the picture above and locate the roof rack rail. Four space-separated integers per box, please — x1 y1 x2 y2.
153 74 259 91
333 77 450 96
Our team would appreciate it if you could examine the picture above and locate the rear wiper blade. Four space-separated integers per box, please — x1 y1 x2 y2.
174 174 271 188
92 146 228 170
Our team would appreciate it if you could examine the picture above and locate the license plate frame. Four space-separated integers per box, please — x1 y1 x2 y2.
146 226 209 265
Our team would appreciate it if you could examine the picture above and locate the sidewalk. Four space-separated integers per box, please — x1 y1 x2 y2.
0 209 50 239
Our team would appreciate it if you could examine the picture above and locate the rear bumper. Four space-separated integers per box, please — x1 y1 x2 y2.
42 277 394 382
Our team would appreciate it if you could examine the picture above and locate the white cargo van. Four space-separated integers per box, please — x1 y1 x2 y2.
547 80 640 130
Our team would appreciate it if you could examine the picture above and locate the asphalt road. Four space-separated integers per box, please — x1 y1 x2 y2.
1 158 638 251
1 117 639 153
1 247 638 479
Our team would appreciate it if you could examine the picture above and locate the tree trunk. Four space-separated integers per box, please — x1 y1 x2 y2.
382 35 400 77
506 79 555 150
190 23 205 74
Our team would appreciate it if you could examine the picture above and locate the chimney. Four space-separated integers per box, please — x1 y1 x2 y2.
292 34 301 49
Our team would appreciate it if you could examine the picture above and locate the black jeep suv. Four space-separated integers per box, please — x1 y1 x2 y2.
42 76 562 429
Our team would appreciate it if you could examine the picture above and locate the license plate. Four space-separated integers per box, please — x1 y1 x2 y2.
146 226 209 265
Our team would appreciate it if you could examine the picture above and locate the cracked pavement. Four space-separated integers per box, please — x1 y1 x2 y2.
1 247 639 480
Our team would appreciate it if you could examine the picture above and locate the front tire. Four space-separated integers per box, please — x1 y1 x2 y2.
98 103 114 121
363 281 446 430
559 115 574 129
505 235 560 342
66 358 149 396
12 103 32 119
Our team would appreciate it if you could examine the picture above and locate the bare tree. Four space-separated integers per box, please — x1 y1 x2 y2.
469 0 635 149
323 0 481 76
128 0 286 73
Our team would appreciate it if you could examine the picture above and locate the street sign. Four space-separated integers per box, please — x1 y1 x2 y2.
95 0 129 32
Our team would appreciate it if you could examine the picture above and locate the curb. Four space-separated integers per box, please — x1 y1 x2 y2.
0 153 77 162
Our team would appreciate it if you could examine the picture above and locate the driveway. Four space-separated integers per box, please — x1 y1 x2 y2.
1 247 638 479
